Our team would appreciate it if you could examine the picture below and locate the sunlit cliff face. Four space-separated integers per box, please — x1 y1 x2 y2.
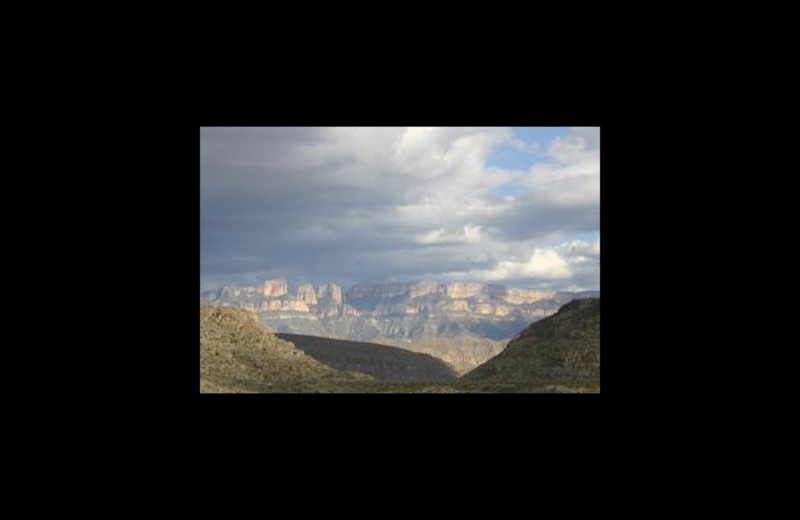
209 278 582 322
262 278 288 297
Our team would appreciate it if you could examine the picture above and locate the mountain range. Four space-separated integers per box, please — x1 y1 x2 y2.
201 278 598 373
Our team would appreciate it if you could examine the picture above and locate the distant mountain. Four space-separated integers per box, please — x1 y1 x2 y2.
460 298 600 391
275 333 457 383
201 278 599 372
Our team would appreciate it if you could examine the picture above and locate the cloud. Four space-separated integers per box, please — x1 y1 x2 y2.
509 138 542 154
494 248 573 280
415 224 484 245
556 237 601 257
200 127 600 291
417 228 446 244
524 127 600 204
409 235 600 290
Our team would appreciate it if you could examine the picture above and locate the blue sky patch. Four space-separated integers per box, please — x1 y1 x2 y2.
488 127 570 197
487 127 570 171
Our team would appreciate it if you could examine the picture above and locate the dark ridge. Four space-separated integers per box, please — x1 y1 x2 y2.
276 333 458 383
460 297 600 388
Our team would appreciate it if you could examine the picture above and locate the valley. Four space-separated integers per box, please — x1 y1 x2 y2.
199 296 600 393
202 278 598 374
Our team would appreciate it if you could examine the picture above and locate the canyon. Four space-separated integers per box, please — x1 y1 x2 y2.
201 278 599 374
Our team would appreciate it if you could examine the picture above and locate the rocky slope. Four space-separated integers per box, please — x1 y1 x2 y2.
200 303 370 393
201 278 599 372
459 298 600 391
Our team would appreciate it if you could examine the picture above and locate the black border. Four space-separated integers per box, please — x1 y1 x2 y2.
188 102 618 427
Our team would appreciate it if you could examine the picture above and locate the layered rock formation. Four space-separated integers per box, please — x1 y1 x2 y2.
443 282 487 299
262 278 288 297
295 283 318 305
201 278 599 372
317 283 343 305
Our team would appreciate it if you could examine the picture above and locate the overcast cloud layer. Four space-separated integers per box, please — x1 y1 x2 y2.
201 127 600 293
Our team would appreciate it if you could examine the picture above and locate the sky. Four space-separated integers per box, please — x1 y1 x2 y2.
200 127 600 293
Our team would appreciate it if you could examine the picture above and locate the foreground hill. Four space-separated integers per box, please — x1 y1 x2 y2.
459 298 600 391
200 303 370 393
275 333 457 383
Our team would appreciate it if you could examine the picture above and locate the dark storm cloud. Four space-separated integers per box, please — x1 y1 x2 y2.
200 127 600 292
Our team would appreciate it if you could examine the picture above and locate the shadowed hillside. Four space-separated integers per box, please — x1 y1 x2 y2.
370 336 507 376
276 333 458 383
459 298 600 391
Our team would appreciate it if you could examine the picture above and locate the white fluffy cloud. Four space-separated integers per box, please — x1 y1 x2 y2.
416 224 484 245
419 235 599 289
523 127 600 207
556 237 601 257
494 248 573 279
